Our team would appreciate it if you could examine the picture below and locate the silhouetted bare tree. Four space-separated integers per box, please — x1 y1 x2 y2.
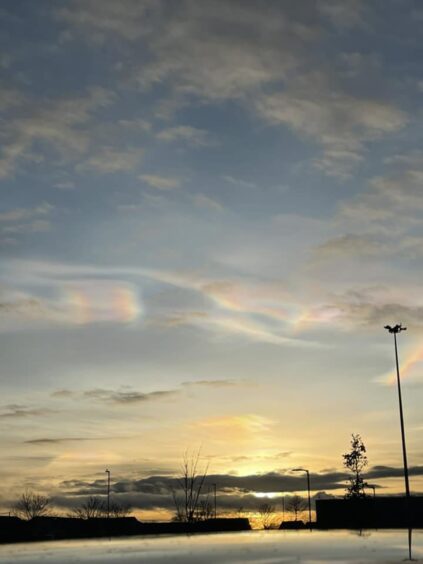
286 494 306 521
195 499 214 521
71 497 132 519
109 501 132 518
258 502 276 529
71 496 105 519
12 491 50 520
343 433 368 498
171 449 209 523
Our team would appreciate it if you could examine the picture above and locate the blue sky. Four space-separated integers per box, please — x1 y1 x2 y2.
1 0 423 518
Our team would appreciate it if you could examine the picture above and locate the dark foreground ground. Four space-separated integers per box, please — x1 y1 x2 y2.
0 529 421 563
0 516 250 543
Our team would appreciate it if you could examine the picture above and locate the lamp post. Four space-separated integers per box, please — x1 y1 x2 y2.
368 484 376 498
105 469 111 519
292 468 312 528
384 324 410 498
212 483 217 519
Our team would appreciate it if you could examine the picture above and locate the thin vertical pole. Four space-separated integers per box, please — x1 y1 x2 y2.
106 469 111 519
306 471 312 530
394 333 410 498
213 483 217 519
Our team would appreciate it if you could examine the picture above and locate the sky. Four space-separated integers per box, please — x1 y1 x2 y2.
0 0 423 520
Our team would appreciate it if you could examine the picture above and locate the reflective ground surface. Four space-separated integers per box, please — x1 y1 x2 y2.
0 529 422 563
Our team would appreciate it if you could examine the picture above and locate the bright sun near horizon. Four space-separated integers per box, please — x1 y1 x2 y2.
0 0 422 521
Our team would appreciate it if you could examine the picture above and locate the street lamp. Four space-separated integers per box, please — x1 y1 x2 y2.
212 483 217 519
292 468 312 528
105 469 111 519
367 484 376 498
384 324 410 498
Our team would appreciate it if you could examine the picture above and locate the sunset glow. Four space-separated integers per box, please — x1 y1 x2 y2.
0 0 422 523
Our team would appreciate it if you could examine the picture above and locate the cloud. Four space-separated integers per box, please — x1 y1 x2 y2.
79 147 143 173
55 464 423 512
25 437 97 445
54 181 75 190
51 0 414 186
151 311 208 328
196 414 274 438
181 379 237 389
55 1 407 180
57 0 159 41
318 0 367 29
2 219 51 235
313 233 423 265
156 125 210 146
256 74 407 177
193 194 223 212
82 388 177 404
0 203 53 224
324 289 423 332
0 258 319 344
50 389 76 399
339 154 423 227
313 234 387 261
49 380 239 406
0 296 60 326
0 87 114 178
0 86 25 110
139 174 181 190
0 404 55 419
0 274 142 331
136 1 316 99
222 176 257 189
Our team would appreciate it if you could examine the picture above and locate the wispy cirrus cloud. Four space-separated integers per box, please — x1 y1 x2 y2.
139 174 181 190
0 404 56 419
0 203 53 242
82 388 177 404
50 379 239 406
156 125 211 146
56 0 407 178
256 74 407 178
56 0 159 42
25 437 101 445
318 0 367 29
78 147 143 174
0 87 114 178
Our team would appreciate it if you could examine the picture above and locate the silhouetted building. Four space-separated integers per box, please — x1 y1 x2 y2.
316 496 423 528
0 516 251 543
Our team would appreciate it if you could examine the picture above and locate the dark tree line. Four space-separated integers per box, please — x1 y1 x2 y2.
11 491 131 520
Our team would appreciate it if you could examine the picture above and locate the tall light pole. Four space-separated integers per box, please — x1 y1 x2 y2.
384 324 410 498
292 468 312 528
212 483 217 519
105 469 111 519
367 484 376 498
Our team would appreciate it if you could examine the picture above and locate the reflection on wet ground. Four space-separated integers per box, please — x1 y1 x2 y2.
0 529 422 563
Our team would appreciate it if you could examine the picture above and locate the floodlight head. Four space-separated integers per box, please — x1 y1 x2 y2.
384 324 407 334
292 468 306 472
